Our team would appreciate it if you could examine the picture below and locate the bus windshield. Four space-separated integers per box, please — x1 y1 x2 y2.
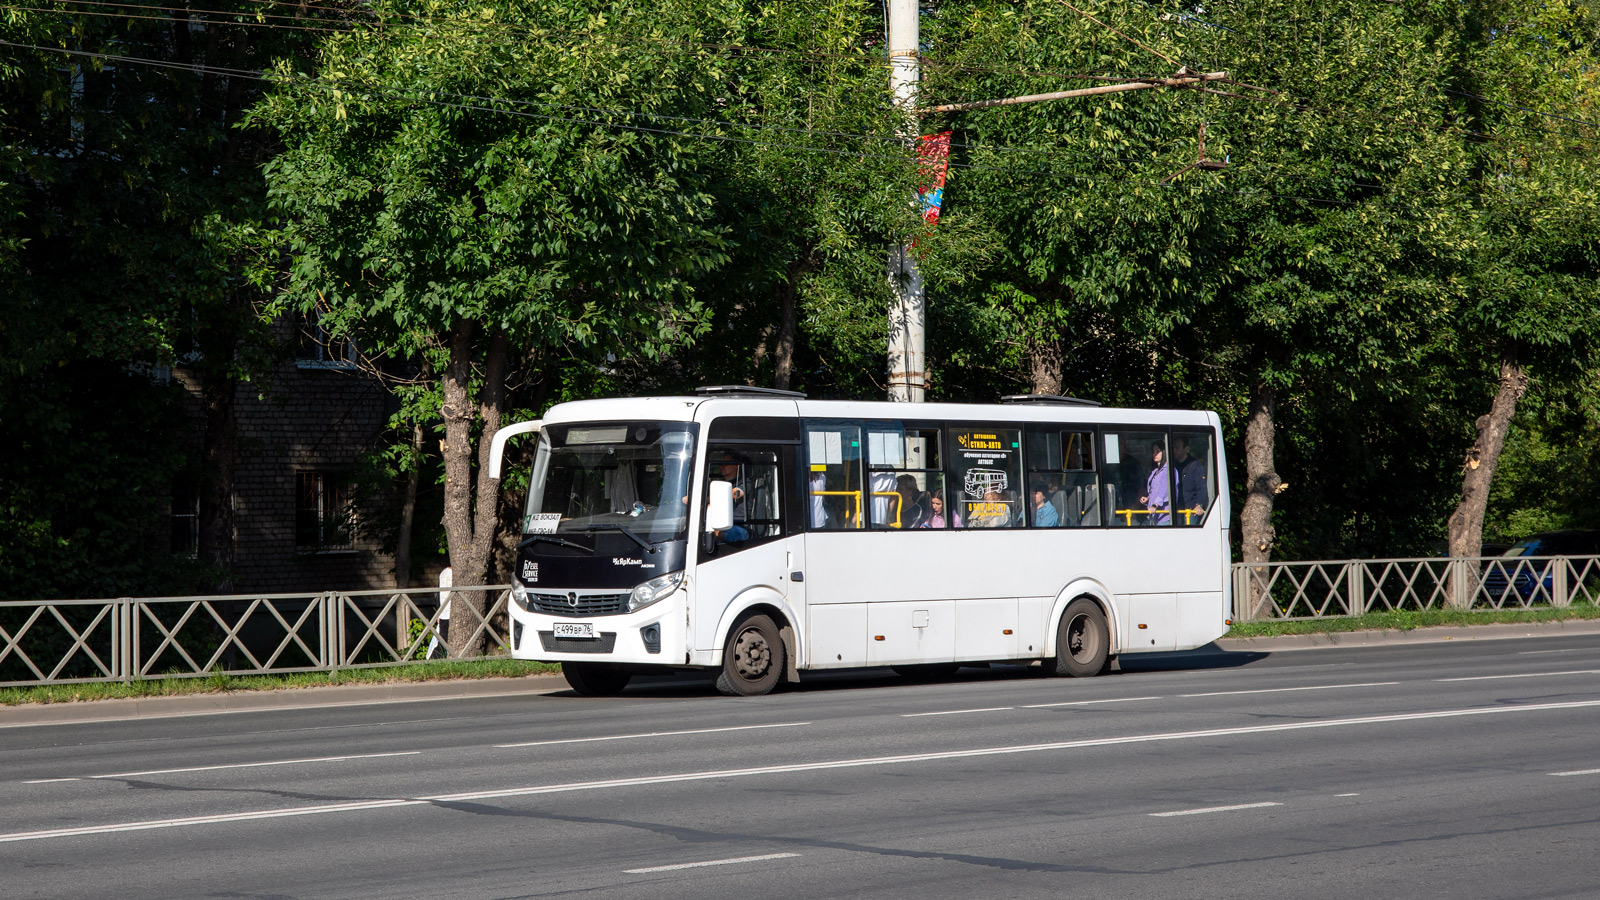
522 422 698 543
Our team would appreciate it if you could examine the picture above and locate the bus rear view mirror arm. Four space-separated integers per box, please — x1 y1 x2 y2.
488 420 543 480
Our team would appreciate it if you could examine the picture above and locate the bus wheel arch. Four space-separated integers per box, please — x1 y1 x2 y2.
716 610 787 696
1045 583 1118 677
712 596 802 688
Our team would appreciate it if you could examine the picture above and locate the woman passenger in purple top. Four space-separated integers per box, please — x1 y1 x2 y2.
919 493 961 528
1141 441 1171 525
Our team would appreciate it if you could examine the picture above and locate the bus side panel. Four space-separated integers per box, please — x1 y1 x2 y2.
1178 592 1227 649
808 603 867 667
954 598 1019 660
1123 593 1178 651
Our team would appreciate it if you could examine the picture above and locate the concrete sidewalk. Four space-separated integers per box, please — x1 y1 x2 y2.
7 618 1600 728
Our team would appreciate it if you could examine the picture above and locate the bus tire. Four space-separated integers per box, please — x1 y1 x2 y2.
563 662 632 696
1050 598 1110 678
716 614 784 696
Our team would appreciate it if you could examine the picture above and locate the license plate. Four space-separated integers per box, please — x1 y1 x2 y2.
553 622 597 640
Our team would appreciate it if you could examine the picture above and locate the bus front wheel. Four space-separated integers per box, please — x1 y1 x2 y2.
716 614 785 697
1049 599 1110 678
563 662 632 696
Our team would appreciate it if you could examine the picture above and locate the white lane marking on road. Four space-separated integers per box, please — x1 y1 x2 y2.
1021 696 1160 708
624 852 799 874
1520 648 1588 655
13 697 1600 844
1335 793 1360 797
495 722 809 748
1550 768 1600 777
46 751 422 782
1151 802 1282 817
22 778 80 784
1435 669 1600 682
1180 681 1398 698
902 707 1013 718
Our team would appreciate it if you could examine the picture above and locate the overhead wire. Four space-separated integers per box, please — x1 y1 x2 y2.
13 37 1595 228
23 0 1599 146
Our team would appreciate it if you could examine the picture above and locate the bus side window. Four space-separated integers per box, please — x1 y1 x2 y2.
866 426 943 529
1171 431 1215 526
1103 430 1171 527
704 448 783 552
948 425 1023 528
805 421 864 530
1025 428 1099 528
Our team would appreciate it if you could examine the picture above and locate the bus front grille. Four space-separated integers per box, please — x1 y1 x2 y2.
527 591 630 617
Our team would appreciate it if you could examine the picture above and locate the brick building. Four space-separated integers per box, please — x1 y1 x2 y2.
171 317 435 594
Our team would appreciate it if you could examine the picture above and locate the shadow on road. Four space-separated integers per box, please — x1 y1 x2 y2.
548 644 1272 698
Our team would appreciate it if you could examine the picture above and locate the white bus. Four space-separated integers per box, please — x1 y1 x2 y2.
489 387 1231 696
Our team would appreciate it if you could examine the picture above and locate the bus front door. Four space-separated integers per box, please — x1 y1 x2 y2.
693 444 804 659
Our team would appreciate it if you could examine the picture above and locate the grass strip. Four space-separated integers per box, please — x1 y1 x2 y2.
1226 605 1600 638
0 658 562 707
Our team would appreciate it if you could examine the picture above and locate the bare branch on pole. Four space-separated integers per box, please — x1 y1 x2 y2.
919 69 1228 115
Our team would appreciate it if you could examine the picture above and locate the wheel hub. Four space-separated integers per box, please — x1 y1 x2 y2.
1068 616 1090 659
734 628 771 678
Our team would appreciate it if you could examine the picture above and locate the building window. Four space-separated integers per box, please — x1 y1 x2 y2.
295 311 357 369
296 472 352 549
171 482 199 558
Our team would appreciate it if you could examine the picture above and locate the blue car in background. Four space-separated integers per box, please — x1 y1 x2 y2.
1481 531 1600 603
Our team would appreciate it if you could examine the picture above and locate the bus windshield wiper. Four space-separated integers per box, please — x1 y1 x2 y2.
516 535 593 553
573 524 657 553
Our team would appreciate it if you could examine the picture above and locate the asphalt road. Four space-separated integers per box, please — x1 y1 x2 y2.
9 637 1600 899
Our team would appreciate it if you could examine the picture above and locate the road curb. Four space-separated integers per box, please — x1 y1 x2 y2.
1217 618 1600 652
0 673 567 729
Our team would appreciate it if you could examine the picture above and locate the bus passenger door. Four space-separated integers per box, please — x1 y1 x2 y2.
693 444 802 656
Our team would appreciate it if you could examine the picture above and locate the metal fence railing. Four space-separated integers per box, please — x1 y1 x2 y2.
0 586 512 688
1231 555 1600 622
7 557 1598 686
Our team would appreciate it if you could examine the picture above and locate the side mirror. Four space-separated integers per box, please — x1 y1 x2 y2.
705 480 735 532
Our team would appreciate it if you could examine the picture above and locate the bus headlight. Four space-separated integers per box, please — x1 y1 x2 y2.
629 571 684 612
512 582 531 611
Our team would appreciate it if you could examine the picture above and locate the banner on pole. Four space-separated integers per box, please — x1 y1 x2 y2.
917 131 952 226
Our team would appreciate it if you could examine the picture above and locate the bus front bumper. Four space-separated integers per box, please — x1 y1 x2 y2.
506 590 686 666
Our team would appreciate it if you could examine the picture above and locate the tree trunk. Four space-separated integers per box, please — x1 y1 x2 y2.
440 323 509 657
196 368 237 594
1448 350 1528 562
393 419 424 589
1026 333 1064 396
1240 381 1281 619
773 250 814 391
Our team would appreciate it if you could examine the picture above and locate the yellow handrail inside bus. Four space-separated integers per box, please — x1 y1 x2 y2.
1114 506 1207 526
810 490 904 527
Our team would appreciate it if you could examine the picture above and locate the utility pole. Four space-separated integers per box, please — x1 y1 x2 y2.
886 0 924 402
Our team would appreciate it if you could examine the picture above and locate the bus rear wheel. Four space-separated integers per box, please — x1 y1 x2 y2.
1049 598 1110 678
716 614 785 697
563 662 632 696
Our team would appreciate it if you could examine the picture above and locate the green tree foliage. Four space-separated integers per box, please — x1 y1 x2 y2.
0 2 321 596
255 0 759 647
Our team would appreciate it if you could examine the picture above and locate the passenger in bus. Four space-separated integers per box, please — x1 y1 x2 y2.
1032 488 1060 527
919 493 960 528
1139 442 1170 525
810 470 828 528
1172 436 1207 521
971 490 1012 528
895 474 926 528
